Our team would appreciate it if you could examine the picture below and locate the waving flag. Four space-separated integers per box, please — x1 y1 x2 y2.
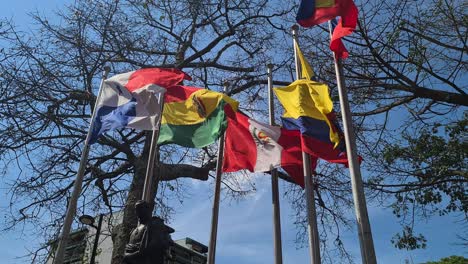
157 85 238 148
274 79 351 164
223 111 314 187
296 0 358 59
295 41 316 80
89 68 190 144
296 0 357 27
329 18 351 58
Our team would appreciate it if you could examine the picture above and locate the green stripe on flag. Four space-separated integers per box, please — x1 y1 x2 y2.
157 101 229 148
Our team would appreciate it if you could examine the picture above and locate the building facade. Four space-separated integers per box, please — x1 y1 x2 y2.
46 213 207 264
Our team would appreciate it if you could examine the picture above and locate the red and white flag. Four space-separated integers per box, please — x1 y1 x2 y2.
223 111 314 186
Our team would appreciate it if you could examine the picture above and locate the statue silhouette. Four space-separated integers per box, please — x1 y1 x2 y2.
123 200 174 264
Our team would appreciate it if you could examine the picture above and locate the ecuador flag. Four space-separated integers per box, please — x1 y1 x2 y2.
158 85 238 148
274 79 349 164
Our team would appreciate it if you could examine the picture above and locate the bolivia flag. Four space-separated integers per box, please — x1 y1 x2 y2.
274 79 349 164
89 68 190 144
157 85 238 148
223 111 313 187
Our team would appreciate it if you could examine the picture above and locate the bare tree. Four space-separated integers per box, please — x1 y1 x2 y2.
0 0 466 263
0 0 294 262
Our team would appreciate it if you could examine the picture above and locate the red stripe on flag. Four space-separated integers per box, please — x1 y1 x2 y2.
330 1 358 59
301 135 349 164
307 5 341 26
278 129 310 187
164 85 201 103
125 68 191 93
223 112 258 172
301 135 363 166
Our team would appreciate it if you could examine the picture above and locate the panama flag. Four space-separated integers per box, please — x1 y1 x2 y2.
223 111 314 186
89 68 191 144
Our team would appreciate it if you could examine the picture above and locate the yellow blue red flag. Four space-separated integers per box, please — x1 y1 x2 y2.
274 79 349 164
296 0 358 59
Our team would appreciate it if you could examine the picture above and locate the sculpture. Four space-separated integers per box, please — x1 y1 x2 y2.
123 200 174 264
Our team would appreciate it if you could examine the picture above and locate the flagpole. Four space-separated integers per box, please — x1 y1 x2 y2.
53 66 111 264
267 63 284 264
142 92 165 202
207 82 229 264
327 21 377 264
291 25 321 264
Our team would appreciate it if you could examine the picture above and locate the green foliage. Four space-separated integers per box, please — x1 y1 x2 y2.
382 115 467 250
391 226 427 250
384 116 467 215
424 255 468 264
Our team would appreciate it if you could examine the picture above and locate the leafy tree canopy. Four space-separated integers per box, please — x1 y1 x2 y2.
425 255 468 264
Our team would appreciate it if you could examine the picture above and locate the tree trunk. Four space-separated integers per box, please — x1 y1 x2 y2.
109 141 212 263
110 157 147 264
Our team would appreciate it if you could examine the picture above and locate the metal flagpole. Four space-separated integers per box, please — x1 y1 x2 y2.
267 64 284 264
53 66 111 264
291 25 321 264
327 21 377 264
207 82 229 264
142 92 165 202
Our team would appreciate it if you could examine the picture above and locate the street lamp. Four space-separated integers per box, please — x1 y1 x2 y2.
79 214 104 264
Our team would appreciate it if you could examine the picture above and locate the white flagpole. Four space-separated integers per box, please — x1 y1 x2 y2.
327 21 377 264
291 25 322 264
207 82 229 264
53 66 111 264
267 64 284 264
142 92 165 202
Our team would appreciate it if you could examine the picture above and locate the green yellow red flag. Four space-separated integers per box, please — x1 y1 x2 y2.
158 85 238 148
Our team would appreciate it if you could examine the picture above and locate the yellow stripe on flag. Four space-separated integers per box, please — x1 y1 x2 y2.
162 89 238 126
274 79 340 147
316 0 335 8
295 42 315 80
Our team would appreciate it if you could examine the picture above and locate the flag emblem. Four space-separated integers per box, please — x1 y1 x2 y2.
252 128 272 145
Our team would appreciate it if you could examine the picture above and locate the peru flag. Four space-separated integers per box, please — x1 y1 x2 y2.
223 111 314 187
89 68 191 144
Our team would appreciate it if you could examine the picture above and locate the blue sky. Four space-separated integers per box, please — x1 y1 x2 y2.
0 1 465 264
166 176 464 264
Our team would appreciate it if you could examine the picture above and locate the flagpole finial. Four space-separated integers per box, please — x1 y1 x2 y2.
291 24 299 34
103 65 111 77
223 81 230 93
267 63 274 70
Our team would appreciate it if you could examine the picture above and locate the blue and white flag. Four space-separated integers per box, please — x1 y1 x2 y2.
88 68 190 144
